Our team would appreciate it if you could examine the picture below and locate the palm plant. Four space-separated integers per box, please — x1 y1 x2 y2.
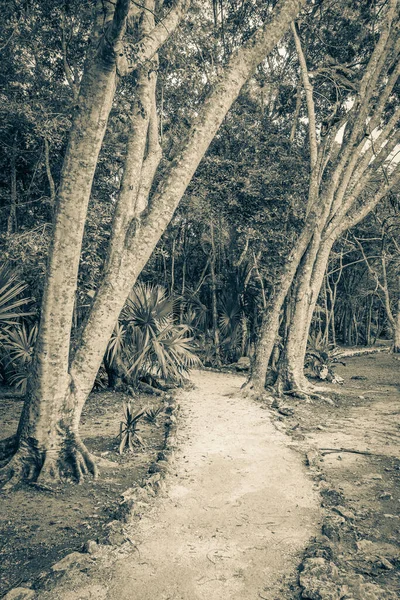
0 322 38 393
119 402 146 454
305 331 344 381
106 283 200 387
0 263 32 327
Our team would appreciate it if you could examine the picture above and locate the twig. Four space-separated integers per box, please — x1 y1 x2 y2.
320 447 376 457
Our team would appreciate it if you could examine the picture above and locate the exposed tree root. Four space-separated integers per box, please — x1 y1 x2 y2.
0 431 98 490
138 381 163 396
0 447 34 490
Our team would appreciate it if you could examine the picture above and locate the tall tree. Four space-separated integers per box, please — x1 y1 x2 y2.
0 0 307 487
250 0 400 396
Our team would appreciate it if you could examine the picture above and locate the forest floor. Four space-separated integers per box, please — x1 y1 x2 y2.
271 352 400 599
0 353 399 599
0 389 168 597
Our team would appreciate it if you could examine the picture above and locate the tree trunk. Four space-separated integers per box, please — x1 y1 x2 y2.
7 132 17 236
392 301 400 353
275 235 334 393
209 220 221 366
0 1 129 487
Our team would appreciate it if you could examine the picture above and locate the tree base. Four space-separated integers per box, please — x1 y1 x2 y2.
0 431 98 490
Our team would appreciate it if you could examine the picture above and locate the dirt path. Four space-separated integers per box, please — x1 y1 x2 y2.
38 370 320 600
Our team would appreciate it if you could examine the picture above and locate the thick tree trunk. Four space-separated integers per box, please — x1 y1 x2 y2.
249 221 317 395
0 2 129 487
7 132 17 236
209 220 221 366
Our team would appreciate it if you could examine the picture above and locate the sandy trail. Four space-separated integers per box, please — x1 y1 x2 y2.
105 371 319 600
39 370 320 600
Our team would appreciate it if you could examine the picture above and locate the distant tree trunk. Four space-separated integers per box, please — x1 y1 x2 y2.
209 220 221 365
44 137 56 209
393 302 400 353
7 132 17 236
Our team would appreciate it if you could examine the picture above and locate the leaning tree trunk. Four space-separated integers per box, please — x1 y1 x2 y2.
275 235 334 394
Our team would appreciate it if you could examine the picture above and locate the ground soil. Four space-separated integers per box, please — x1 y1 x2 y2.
271 351 400 598
0 390 167 597
0 353 399 599
28 370 321 600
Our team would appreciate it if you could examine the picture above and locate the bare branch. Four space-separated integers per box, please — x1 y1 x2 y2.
291 22 318 173
117 0 191 75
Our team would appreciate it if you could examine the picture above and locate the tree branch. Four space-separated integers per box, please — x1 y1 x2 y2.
117 0 191 75
291 22 318 174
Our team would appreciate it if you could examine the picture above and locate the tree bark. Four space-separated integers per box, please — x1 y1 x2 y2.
0 1 130 487
393 303 400 353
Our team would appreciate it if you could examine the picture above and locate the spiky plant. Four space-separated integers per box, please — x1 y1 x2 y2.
305 332 344 381
0 322 38 393
0 263 33 327
144 405 163 425
119 402 146 454
106 283 200 387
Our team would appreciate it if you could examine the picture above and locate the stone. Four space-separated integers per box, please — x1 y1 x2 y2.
235 356 251 371
379 492 393 500
322 515 345 542
2 588 36 600
305 450 321 468
299 557 344 600
114 498 135 522
332 505 356 521
51 551 92 572
278 405 294 417
104 521 127 545
82 540 98 554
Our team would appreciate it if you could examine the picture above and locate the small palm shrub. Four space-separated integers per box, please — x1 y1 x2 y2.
144 405 163 425
106 283 200 388
305 332 344 382
0 322 38 392
119 402 146 454
0 263 33 327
